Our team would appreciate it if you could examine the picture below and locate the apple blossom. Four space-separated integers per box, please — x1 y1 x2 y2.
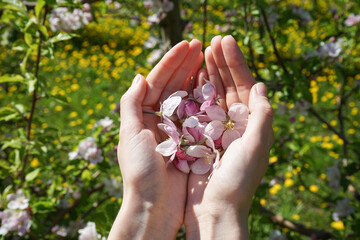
155 80 248 175
344 13 360 26
7 189 29 210
78 222 99 240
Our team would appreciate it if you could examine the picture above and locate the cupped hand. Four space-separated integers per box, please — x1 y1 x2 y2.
109 39 203 239
185 35 274 239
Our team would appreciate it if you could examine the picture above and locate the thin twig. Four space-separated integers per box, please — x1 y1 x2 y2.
20 6 48 181
259 6 289 75
202 0 208 51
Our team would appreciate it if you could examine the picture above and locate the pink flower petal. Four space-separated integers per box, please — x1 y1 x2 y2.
170 90 188 98
155 139 177 156
183 116 199 128
204 120 224 140
186 145 211 158
222 129 241 149
175 159 190 174
205 105 226 121
190 158 212 174
202 80 216 101
228 103 249 122
234 122 246 136
162 96 182 117
193 85 205 103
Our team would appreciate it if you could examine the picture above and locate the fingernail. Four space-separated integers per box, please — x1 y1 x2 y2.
131 74 141 87
256 83 267 97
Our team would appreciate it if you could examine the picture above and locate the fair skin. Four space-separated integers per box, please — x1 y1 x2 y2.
108 35 273 239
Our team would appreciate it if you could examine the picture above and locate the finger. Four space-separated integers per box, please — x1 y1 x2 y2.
204 46 226 109
211 35 240 107
160 39 202 100
120 74 147 139
221 35 256 106
243 83 274 151
182 51 204 93
143 40 190 107
196 68 208 87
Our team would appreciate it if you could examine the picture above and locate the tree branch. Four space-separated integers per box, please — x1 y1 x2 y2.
261 207 335 239
259 6 289 75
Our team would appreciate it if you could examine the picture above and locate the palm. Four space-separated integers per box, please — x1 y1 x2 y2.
185 35 264 225
118 39 203 235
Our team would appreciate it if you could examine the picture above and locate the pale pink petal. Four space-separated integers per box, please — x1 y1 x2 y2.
204 120 224 140
200 100 212 111
190 158 212 174
162 96 182 117
185 100 199 116
205 105 226 121
175 159 190 174
187 127 205 142
222 129 241 149
169 90 188 98
186 145 211 158
193 85 205 103
234 122 246 136
177 100 186 119
155 139 177 156
183 116 199 128
202 80 216 101
228 103 249 122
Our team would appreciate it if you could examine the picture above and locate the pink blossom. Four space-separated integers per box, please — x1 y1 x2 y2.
161 91 188 118
182 116 207 143
186 137 219 174
177 99 199 119
0 209 31 236
194 80 216 111
205 103 248 149
344 13 360 26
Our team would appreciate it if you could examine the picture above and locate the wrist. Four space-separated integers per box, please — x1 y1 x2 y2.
186 201 249 240
108 191 178 240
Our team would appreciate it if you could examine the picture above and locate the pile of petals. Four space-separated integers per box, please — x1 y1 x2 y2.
155 80 249 175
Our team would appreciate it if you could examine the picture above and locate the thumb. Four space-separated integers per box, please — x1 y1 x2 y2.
120 74 147 138
243 82 274 150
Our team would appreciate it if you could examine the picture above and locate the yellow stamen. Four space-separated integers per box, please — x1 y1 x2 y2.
225 120 235 130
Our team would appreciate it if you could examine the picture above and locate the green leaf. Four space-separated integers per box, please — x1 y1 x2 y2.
0 107 19 121
81 169 92 181
25 168 40 181
12 40 28 52
26 78 37 93
24 33 33 46
0 0 27 13
20 49 32 73
0 160 10 170
1 138 22 150
0 74 24 83
35 0 46 19
49 33 78 43
38 25 48 38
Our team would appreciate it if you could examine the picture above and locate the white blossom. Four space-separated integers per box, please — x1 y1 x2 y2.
49 7 92 32
0 209 31 236
7 189 29 210
93 117 114 132
69 137 103 164
78 222 99 240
